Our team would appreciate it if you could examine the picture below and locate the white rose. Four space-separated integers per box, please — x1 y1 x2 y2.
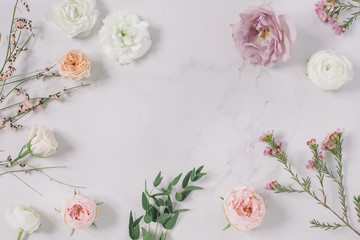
99 12 152 64
46 0 99 38
5 205 41 234
29 126 58 158
307 50 353 91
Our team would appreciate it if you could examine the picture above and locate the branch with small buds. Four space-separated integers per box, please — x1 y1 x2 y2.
315 0 360 35
261 130 360 237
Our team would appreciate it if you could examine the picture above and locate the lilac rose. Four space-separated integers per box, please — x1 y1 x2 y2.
232 4 297 67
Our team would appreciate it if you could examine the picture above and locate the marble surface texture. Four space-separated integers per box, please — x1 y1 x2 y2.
0 0 360 239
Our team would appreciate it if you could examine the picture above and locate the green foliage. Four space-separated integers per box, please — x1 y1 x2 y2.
129 166 206 240
353 196 360 223
310 219 343 230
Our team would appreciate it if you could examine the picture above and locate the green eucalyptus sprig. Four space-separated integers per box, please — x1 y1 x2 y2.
261 130 360 237
129 166 206 240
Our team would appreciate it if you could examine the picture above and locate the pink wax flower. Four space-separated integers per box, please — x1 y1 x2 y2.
223 184 266 231
232 4 297 67
61 194 98 230
306 160 316 170
265 181 278 190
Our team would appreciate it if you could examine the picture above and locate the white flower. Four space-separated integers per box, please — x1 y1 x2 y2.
29 126 58 158
46 0 99 38
5 205 41 233
99 12 152 64
307 50 353 91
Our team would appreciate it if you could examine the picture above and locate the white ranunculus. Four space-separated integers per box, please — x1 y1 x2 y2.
29 126 58 158
46 0 99 38
307 50 353 91
99 12 152 64
5 205 41 234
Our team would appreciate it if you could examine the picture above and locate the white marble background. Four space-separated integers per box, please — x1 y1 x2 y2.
0 0 360 239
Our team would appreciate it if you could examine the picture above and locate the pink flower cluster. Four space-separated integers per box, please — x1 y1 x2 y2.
315 0 345 35
322 129 344 150
259 130 274 142
265 181 278 190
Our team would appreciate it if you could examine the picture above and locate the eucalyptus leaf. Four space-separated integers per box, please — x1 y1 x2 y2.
182 171 191 188
142 192 149 211
175 192 182 201
144 214 152 224
163 213 179 230
172 173 183 186
157 213 172 224
190 168 196 181
142 227 156 240
196 165 204 174
183 186 203 192
154 172 163 187
173 209 190 214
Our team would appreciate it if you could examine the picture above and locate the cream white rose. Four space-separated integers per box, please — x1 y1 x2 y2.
5 205 41 233
29 126 58 158
46 0 99 38
99 12 152 64
307 50 353 91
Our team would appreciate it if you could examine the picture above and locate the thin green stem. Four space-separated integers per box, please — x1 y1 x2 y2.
0 0 20 75
0 166 42 195
17 229 23 240
0 166 66 176
26 164 86 189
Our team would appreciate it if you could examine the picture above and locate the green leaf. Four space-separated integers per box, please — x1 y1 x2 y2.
180 191 191 201
133 216 143 227
163 213 179 230
165 197 172 207
190 168 196 181
129 211 141 239
172 173 183 186
157 213 172 224
149 206 159 222
196 165 204 174
175 192 182 201
194 173 207 181
183 186 204 192
142 227 156 240
142 192 149 211
182 171 191 188
154 171 163 187
158 198 165 206
173 209 190 214
144 214 152 224
223 223 231 231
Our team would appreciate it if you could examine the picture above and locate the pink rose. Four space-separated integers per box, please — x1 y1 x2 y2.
223 185 265 231
232 4 297 67
60 194 98 230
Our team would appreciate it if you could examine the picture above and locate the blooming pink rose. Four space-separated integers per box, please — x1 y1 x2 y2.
223 185 265 231
60 194 98 230
232 4 297 67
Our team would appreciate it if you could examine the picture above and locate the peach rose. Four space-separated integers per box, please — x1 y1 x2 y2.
58 50 91 80
223 184 265 231
60 194 98 230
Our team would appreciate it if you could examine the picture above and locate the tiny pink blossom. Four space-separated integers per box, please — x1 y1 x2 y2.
265 181 278 190
317 11 328 22
264 146 272 156
306 160 316 170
